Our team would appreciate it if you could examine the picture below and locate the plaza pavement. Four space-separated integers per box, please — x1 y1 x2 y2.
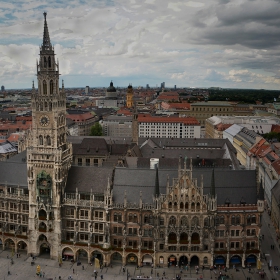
0 209 279 280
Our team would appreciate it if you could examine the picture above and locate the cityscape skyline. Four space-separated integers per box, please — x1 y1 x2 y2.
1 0 280 90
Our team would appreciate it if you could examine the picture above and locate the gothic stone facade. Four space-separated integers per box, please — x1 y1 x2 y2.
0 13 264 268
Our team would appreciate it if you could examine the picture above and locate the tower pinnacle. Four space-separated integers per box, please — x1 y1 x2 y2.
42 12 52 50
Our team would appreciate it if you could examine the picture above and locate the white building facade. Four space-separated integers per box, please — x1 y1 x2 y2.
138 114 201 139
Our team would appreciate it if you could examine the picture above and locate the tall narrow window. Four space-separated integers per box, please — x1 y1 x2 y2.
43 80 47 95
44 57 47 68
39 135 43 145
48 56 51 68
46 136 51 146
50 80 53 95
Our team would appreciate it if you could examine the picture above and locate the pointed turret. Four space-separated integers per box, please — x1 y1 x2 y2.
258 178 264 200
210 168 215 198
155 164 160 197
42 12 52 50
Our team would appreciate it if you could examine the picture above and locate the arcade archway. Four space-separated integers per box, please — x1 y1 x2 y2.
17 241 27 253
77 249 88 262
190 255 199 266
62 247 74 261
111 252 122 264
91 250 104 267
126 253 138 265
40 243 50 257
246 255 257 267
214 256 226 265
168 255 177 266
179 255 188 266
4 238 15 251
230 255 242 266
142 254 153 266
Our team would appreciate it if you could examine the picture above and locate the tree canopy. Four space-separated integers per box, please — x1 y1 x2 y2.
90 122 103 136
208 88 280 104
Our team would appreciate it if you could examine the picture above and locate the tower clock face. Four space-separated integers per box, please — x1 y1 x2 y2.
40 115 50 127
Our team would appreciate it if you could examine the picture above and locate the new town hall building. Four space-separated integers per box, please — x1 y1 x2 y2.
0 14 264 269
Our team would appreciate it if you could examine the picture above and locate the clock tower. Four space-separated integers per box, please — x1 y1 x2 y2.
27 13 72 259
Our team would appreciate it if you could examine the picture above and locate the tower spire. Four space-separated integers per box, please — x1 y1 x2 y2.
42 12 52 50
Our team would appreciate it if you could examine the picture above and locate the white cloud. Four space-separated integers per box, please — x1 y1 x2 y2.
0 0 280 89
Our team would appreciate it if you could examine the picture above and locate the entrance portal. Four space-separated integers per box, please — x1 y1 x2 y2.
40 243 50 258
111 252 122 265
168 255 177 266
190 255 199 266
179 255 188 266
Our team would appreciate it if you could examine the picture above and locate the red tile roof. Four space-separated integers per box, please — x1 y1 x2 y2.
138 114 200 125
271 124 280 133
215 123 232 131
66 112 95 122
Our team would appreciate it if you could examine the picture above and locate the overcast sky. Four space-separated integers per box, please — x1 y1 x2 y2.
1 0 280 90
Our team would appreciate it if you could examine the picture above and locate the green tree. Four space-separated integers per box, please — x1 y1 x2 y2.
90 122 103 136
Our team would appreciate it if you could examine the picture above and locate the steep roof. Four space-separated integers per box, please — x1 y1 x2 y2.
0 151 27 187
65 166 113 193
113 167 257 205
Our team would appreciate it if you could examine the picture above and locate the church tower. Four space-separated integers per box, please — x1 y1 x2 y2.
27 13 72 259
126 84 133 108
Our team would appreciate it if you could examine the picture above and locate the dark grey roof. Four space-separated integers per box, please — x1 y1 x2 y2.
68 136 132 146
73 138 109 155
0 151 27 187
65 166 113 193
138 138 239 169
113 167 257 205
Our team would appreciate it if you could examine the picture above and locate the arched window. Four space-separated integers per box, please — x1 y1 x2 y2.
185 202 189 210
216 215 224 226
43 80 47 95
49 102 52 111
204 217 209 227
191 202 195 211
144 215 149 224
181 216 188 227
45 102 48 110
191 216 199 227
48 56 51 68
160 217 164 226
168 202 172 210
180 202 184 210
236 215 240 224
247 215 256 225
113 212 122 222
44 57 47 68
50 80 53 95
133 214 137 223
169 216 176 226
39 135 43 145
174 202 178 211
160 231 164 238
197 202 200 210
46 136 51 146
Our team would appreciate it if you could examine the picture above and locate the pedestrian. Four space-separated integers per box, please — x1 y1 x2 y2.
73 268 75 274
101 275 103 279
